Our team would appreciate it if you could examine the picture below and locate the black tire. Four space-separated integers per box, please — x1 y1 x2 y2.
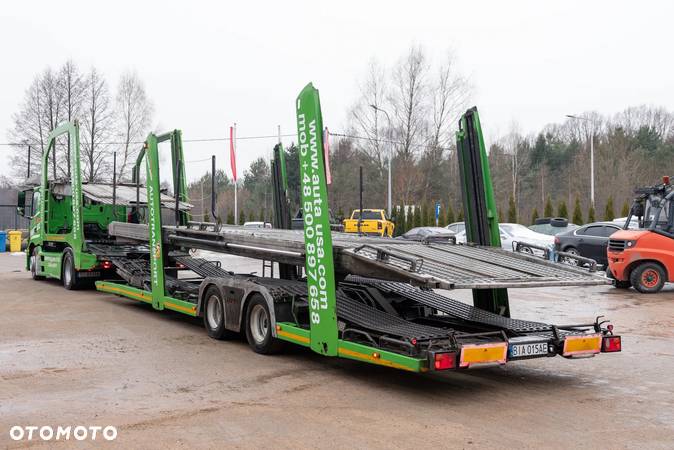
30 247 44 280
519 246 534 255
244 293 284 354
550 217 568 227
561 247 580 266
534 218 551 225
202 286 235 340
62 250 81 290
630 262 666 294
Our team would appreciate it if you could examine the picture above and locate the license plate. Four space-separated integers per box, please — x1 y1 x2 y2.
509 342 548 358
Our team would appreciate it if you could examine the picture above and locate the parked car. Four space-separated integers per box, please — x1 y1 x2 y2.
243 221 272 229
397 227 456 243
554 221 624 266
528 217 579 236
343 209 394 237
446 222 466 234
292 209 344 232
451 222 554 253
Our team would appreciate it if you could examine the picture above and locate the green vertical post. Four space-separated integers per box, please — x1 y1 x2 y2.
456 107 510 316
295 83 338 356
144 134 166 309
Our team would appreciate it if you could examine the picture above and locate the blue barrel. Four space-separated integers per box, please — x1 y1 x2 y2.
0 231 6 252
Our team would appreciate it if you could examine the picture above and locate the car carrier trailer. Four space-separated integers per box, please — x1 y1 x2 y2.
19 83 621 373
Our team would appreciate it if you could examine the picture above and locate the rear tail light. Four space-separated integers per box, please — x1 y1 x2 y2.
377 222 382 229
434 352 457 370
602 335 621 353
101 261 112 270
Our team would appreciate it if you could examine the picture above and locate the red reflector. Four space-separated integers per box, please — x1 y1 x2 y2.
101 261 112 270
434 352 456 370
664 176 670 185
602 336 621 352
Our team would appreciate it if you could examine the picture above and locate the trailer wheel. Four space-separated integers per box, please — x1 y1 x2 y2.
62 250 81 290
203 286 235 340
631 262 666 293
30 247 44 280
245 294 284 354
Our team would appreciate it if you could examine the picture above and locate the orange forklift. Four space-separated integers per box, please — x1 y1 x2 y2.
607 176 674 293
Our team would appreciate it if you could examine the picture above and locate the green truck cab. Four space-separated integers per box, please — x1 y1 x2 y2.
343 209 394 237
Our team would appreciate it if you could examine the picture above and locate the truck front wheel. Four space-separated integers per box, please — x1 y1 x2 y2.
62 251 81 290
30 247 44 280
630 262 666 293
245 294 284 354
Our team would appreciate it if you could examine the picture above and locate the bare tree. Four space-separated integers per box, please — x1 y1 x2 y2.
115 71 153 181
81 68 113 182
58 61 85 178
390 45 429 162
349 59 388 173
8 76 46 178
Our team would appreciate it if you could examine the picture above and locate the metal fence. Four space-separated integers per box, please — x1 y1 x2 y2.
0 189 30 230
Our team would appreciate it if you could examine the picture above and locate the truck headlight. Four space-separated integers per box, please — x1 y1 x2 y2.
625 240 637 248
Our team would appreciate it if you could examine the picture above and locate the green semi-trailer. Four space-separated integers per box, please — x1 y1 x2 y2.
18 83 621 373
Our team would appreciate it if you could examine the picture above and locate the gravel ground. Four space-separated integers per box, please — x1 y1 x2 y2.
1 252 673 449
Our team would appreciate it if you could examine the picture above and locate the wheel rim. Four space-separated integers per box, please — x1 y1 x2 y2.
64 256 72 286
521 247 533 254
206 295 222 329
641 269 660 288
249 304 269 344
30 251 37 275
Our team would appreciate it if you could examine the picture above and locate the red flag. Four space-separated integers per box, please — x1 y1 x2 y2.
323 127 332 185
229 126 237 181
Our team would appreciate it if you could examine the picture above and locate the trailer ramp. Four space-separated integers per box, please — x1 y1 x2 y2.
108 222 610 290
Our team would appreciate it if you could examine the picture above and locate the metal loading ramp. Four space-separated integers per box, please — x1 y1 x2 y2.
108 222 610 290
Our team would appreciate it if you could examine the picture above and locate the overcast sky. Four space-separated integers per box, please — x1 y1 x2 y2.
2 1 673 182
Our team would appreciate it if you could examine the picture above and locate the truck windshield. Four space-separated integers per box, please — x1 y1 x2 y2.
352 211 383 220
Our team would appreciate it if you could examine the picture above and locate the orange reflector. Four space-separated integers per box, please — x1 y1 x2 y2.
459 343 507 368
563 334 602 356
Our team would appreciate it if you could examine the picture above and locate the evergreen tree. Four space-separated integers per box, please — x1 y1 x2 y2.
587 205 596 223
544 195 554 217
530 208 539 225
507 194 517 223
238 209 245 225
399 205 407 234
413 205 422 228
572 195 583 225
226 210 234 224
420 202 428 226
557 200 568 219
456 206 464 222
604 196 615 221
621 200 630 217
497 207 503 222
445 203 455 225
259 209 265 222
337 206 344 221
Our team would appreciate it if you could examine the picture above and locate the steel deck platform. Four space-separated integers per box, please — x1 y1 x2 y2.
108 222 610 290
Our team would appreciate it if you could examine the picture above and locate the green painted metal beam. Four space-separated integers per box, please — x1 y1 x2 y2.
295 83 338 356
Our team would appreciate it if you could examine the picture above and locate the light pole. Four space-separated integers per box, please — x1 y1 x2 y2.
369 104 392 218
566 114 596 208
